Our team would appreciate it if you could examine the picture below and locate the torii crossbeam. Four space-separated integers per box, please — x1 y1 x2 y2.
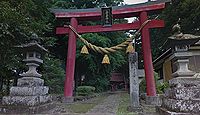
51 0 169 102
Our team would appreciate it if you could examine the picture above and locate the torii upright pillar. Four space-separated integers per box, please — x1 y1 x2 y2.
63 18 78 102
140 11 156 96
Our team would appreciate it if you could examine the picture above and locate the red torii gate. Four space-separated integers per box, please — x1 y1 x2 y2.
52 1 168 102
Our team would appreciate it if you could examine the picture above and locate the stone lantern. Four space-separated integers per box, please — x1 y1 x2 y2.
19 33 47 78
158 23 200 114
167 23 200 77
1 33 53 114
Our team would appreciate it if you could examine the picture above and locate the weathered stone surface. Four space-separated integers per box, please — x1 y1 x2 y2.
157 77 200 114
172 71 196 78
17 77 44 87
2 95 52 106
171 59 195 78
0 102 55 114
145 95 162 106
62 96 74 103
156 107 196 115
129 52 140 107
10 86 49 96
162 98 200 113
169 77 200 88
165 87 200 100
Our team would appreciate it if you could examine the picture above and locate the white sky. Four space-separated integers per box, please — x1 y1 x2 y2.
123 0 148 22
124 0 147 4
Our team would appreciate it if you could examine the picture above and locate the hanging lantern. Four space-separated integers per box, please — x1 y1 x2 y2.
126 43 135 53
102 54 110 64
81 45 89 54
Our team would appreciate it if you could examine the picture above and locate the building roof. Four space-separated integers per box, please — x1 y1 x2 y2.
153 48 172 70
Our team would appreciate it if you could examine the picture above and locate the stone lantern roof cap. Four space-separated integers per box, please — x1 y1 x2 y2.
166 23 200 47
17 43 48 53
15 33 48 53
169 22 200 40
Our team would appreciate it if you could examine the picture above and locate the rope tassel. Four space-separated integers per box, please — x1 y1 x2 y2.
81 45 89 54
102 54 110 64
126 43 135 53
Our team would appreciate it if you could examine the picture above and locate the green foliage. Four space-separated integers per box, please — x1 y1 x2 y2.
151 0 200 60
76 32 127 92
52 0 123 9
139 72 169 94
156 82 169 94
76 86 95 96
0 0 126 95
154 72 169 94
0 0 53 92
139 72 158 93
42 55 65 94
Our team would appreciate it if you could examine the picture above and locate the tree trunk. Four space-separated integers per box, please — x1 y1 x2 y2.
0 75 3 92
6 79 10 95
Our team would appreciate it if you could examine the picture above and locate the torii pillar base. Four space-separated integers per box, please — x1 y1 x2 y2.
62 97 74 103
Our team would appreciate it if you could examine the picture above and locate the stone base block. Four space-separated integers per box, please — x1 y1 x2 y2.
156 107 196 115
169 77 200 87
2 95 52 106
162 98 200 113
165 87 200 99
17 77 44 87
0 102 55 114
10 86 49 96
145 95 162 106
62 96 74 103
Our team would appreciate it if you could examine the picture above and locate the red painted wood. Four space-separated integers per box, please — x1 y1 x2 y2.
140 11 156 96
64 18 78 97
54 1 167 99
56 20 164 34
54 3 165 20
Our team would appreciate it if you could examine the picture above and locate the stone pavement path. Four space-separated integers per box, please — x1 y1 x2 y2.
85 94 120 115
37 92 161 115
42 93 121 115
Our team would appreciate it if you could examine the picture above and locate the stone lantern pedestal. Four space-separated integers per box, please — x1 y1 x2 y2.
0 34 53 114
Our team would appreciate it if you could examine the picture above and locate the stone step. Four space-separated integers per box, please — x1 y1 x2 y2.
162 98 200 113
